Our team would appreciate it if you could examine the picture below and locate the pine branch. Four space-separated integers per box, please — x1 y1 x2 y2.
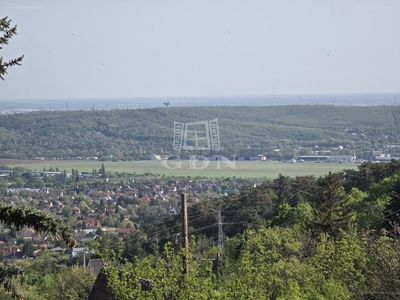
0 16 18 48
0 16 24 80
0 204 76 248
3 56 24 68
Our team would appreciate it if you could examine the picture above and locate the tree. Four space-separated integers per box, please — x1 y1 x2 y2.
0 17 24 80
0 204 75 298
101 163 106 178
34 265 95 300
221 227 354 299
0 263 25 299
310 172 354 238
308 231 367 296
75 169 79 183
104 242 217 300
363 225 400 298
271 201 316 231
0 204 75 247
22 241 36 257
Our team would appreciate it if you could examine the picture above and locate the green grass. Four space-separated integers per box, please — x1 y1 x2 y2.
3 160 358 179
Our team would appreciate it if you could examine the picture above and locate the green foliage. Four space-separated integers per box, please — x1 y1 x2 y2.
104 242 216 300
309 231 367 295
310 172 354 238
35 265 95 300
0 201 75 298
0 204 75 248
104 226 375 299
99 160 400 299
271 201 316 230
0 263 24 297
363 227 400 298
28 252 68 279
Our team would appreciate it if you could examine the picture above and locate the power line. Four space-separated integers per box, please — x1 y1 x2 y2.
104 212 220 251
94 196 400 254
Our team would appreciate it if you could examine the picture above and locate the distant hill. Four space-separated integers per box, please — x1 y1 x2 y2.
0 106 399 160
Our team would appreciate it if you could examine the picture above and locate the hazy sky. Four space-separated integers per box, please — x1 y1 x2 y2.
1 0 399 100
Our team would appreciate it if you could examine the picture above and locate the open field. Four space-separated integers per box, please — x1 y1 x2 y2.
0 159 358 179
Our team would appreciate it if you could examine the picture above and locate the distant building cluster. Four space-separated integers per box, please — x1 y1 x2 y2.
363 151 400 162
146 152 400 164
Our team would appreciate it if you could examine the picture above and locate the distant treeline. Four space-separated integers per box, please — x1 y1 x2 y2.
0 105 399 160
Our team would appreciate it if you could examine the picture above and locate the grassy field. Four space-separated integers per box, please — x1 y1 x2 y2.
0 159 358 179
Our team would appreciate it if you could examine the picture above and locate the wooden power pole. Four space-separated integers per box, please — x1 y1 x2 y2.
181 193 189 275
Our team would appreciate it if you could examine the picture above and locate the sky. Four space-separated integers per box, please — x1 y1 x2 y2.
1 0 399 100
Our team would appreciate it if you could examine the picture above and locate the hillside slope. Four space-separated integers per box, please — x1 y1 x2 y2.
0 105 399 159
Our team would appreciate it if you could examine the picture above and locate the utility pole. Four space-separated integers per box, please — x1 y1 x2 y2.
83 249 86 269
181 193 189 275
217 210 224 259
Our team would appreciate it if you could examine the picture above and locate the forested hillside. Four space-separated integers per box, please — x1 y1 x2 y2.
1 106 400 159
